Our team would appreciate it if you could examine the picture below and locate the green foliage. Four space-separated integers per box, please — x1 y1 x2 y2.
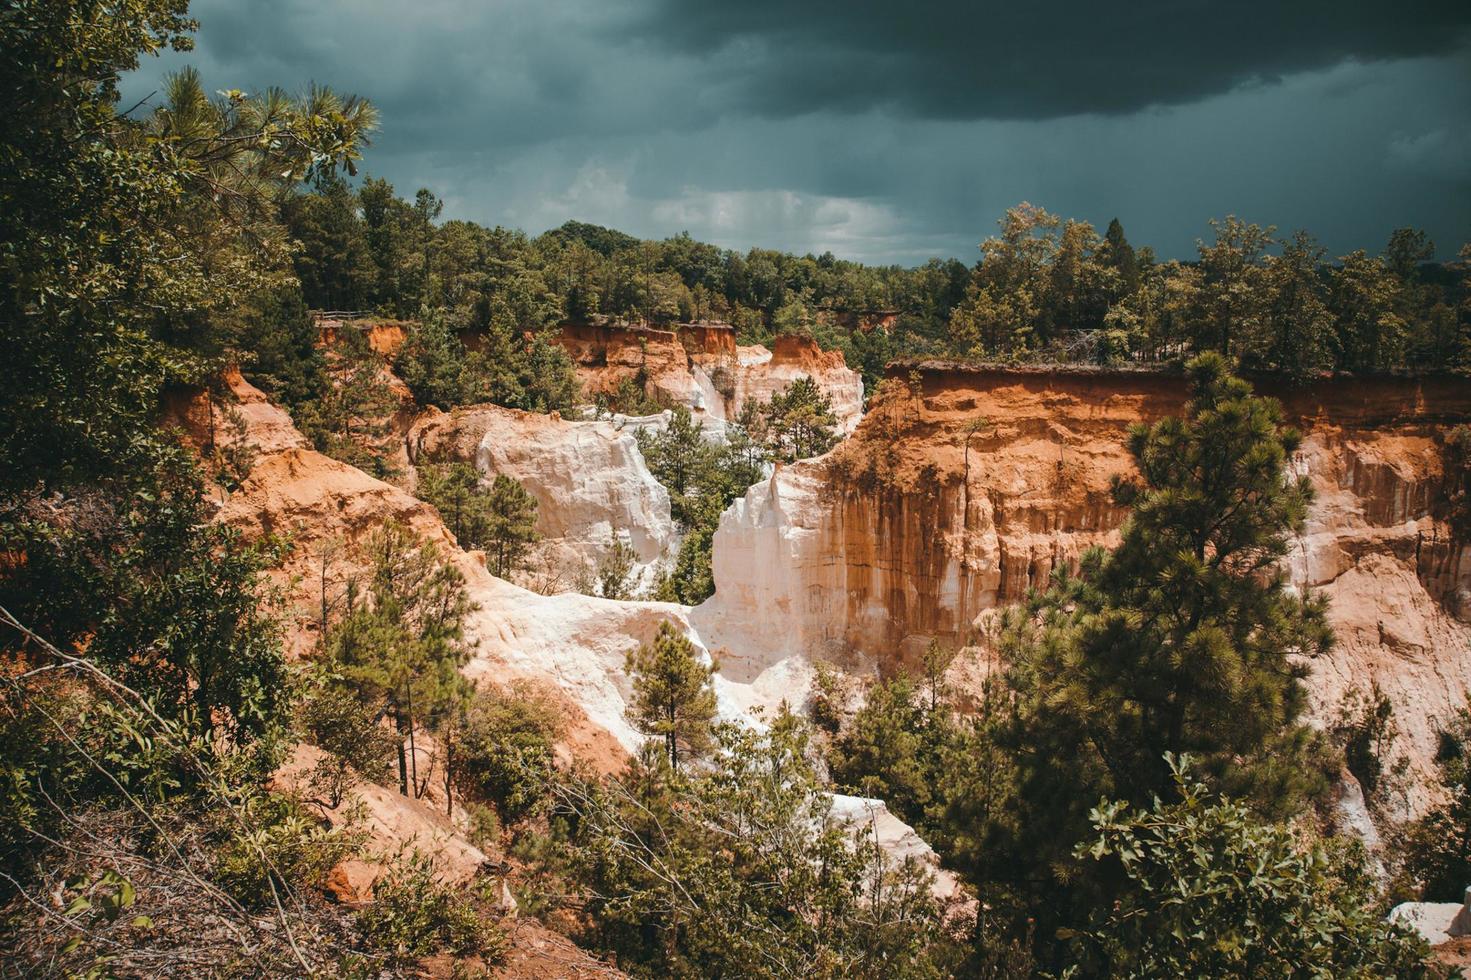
625 621 718 772
394 308 579 415
596 369 666 417
848 325 895 404
297 674 398 809
757 376 842 462
862 357 1342 961
394 313 470 409
638 406 767 602
89 519 289 748
933 204 1467 371
356 856 508 963
417 464 541 578
1002 355 1331 822
1440 424 1471 539
1404 699 1471 901
807 660 852 735
823 644 978 863
211 791 358 908
596 536 639 600
325 520 476 796
520 328 582 412
0 0 352 797
229 284 330 410
0 684 197 880
1331 682 1409 807
830 673 946 823
281 167 1470 381
483 474 541 578
656 521 717 604
452 682 563 824
294 327 400 476
1253 230 1336 376
565 717 963 978
1 6 374 502
636 408 713 517
416 462 491 548
283 171 378 311
1330 250 1408 372
1062 757 1438 978
3 443 289 753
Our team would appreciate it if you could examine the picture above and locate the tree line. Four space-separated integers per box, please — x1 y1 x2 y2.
283 179 1469 402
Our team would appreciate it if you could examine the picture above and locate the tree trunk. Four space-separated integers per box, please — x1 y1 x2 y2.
405 680 420 797
444 727 455 815
395 715 409 797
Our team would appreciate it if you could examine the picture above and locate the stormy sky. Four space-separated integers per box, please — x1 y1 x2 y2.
124 0 1471 265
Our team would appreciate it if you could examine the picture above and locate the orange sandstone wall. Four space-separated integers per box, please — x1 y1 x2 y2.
710 364 1471 666
317 320 409 358
703 363 1471 780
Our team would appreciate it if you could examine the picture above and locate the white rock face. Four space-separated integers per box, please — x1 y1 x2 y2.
691 464 843 696
409 404 677 587
458 571 698 753
1285 432 1471 801
695 392 1471 798
829 795 964 902
1389 893 1471 946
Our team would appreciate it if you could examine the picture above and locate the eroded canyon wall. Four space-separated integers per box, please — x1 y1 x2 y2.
699 364 1471 773
407 403 677 586
557 322 864 432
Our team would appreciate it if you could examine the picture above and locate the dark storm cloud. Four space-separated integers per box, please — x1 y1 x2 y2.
123 1 1471 264
620 0 1471 119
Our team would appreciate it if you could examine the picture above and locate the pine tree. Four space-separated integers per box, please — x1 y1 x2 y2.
518 329 580 413
1101 218 1140 297
761 376 840 462
460 297 529 407
829 673 937 819
982 354 1334 903
395 314 468 409
1192 217 1275 358
283 170 377 310
297 328 400 476
417 462 490 547
1404 700 1471 901
484 474 540 578
327 521 475 797
1330 250 1409 371
625 621 717 772
1256 230 1334 377
636 407 716 525
597 537 639 600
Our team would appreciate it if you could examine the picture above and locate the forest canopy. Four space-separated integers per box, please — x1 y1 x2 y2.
282 180 1470 395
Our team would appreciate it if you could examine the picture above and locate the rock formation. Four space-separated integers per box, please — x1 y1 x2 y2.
162 367 310 461
212 363 961 902
698 364 1471 781
408 403 677 588
557 321 864 432
211 348 1470 920
316 317 410 358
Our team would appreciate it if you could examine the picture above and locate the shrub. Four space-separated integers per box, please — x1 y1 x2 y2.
1404 700 1471 901
1062 756 1438 978
454 683 562 824
356 856 507 963
211 792 358 909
